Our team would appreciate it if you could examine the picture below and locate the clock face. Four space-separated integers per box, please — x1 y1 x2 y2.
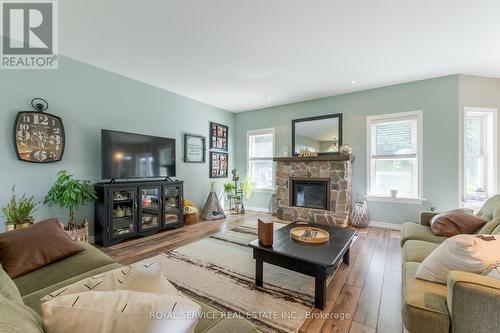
14 111 65 163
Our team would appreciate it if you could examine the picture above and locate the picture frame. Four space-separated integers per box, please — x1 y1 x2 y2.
209 122 228 151
209 152 228 178
184 133 206 163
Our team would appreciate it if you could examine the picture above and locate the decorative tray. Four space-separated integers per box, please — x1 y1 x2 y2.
290 226 329 244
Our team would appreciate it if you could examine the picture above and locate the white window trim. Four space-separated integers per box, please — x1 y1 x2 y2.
366 110 424 204
459 106 498 209
247 128 275 191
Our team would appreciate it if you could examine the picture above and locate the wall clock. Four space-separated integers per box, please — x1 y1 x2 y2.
13 98 65 163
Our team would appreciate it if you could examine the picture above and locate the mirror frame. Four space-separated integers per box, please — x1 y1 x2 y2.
291 113 343 156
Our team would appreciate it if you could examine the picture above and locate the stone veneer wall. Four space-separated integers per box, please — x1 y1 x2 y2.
275 160 352 227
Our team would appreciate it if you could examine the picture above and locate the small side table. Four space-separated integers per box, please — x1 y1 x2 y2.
227 194 244 214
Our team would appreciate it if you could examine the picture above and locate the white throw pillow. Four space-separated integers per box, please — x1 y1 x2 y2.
483 263 500 279
41 290 200 333
41 262 179 303
415 234 500 283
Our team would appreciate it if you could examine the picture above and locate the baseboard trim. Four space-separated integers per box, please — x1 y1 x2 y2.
368 221 402 230
245 206 268 212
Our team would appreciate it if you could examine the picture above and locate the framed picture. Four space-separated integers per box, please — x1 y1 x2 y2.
209 152 228 178
184 134 206 163
209 122 228 151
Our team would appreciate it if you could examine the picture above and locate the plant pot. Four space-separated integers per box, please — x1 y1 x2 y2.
15 222 32 230
184 212 200 225
65 220 89 242
6 224 15 232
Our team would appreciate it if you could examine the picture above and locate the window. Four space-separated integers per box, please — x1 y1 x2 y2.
247 128 275 190
462 107 497 205
366 111 423 201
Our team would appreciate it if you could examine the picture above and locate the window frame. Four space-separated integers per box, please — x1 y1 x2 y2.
247 128 276 191
366 110 424 204
460 106 498 208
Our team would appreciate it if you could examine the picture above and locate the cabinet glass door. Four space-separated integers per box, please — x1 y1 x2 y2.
139 186 161 231
110 188 136 238
163 185 181 225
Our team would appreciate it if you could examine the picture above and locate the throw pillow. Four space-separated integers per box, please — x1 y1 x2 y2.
0 219 83 278
41 261 180 303
430 209 486 237
41 291 200 333
483 262 500 279
415 234 500 283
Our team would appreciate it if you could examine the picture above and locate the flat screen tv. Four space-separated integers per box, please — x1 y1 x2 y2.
101 129 176 179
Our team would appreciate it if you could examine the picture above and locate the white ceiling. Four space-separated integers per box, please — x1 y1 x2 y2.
59 0 500 112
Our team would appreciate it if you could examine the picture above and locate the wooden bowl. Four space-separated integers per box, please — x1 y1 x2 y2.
290 226 329 244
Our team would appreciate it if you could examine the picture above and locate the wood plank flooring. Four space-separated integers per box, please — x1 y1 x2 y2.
101 211 403 333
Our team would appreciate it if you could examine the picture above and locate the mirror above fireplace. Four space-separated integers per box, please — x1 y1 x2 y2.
292 113 343 156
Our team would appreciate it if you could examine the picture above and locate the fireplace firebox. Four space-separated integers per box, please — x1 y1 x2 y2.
291 178 330 210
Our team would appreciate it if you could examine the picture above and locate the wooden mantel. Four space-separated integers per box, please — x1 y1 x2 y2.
273 155 354 162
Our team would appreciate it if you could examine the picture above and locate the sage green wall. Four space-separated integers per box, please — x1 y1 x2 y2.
0 57 234 234
459 74 500 196
235 75 460 224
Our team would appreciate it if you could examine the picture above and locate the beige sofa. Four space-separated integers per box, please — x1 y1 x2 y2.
400 196 500 333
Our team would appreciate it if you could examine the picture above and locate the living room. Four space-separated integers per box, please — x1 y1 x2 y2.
1 1 499 333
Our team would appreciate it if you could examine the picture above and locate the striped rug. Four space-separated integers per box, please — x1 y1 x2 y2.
136 221 327 333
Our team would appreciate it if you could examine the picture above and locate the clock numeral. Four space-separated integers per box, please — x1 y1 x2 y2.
16 130 30 141
18 124 30 130
22 115 31 122
33 114 49 125
49 134 61 145
33 150 48 161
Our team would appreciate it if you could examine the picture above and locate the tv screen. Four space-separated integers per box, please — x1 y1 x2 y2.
101 129 176 179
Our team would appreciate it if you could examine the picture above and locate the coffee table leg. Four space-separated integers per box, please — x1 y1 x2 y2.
343 247 350 265
255 257 263 287
314 276 326 309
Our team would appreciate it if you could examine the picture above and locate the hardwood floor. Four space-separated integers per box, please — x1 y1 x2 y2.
101 211 403 333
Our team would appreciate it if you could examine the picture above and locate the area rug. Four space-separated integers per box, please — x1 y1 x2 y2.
135 221 328 333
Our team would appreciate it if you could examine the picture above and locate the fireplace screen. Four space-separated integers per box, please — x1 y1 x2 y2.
291 179 329 210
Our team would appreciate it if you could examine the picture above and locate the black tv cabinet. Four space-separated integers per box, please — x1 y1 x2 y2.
94 180 184 246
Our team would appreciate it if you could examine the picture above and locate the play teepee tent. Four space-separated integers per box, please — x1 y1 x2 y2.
201 182 226 221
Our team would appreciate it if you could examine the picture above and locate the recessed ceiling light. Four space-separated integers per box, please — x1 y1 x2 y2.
351 80 357 84
267 97 272 101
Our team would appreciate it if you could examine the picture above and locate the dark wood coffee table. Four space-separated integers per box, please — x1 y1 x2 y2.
249 222 356 309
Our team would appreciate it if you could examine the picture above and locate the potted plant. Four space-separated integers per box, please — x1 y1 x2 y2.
2 187 38 231
44 170 97 241
240 180 254 200
223 182 236 194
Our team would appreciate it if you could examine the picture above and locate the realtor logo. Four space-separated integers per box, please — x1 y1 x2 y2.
1 0 58 69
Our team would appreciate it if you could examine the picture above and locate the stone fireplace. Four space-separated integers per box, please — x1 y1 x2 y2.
274 155 353 227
